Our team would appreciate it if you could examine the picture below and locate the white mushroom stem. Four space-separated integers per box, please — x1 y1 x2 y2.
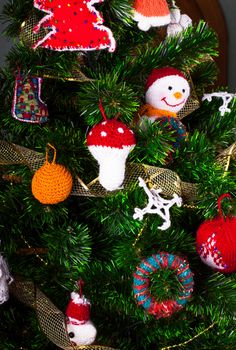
88 145 134 191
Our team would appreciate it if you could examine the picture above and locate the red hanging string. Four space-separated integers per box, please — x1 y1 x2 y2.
99 100 107 121
217 193 232 217
77 279 84 298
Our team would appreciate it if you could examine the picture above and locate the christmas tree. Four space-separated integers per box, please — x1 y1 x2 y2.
0 0 236 349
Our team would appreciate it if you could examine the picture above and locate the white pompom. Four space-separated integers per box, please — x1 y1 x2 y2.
70 292 90 306
138 21 151 31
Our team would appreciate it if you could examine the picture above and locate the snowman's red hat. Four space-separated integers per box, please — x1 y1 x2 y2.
66 292 91 325
145 67 187 92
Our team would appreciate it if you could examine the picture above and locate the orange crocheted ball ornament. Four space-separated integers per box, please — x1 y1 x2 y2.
32 144 73 204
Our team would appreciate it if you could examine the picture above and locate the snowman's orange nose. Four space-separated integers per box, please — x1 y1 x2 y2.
174 92 182 99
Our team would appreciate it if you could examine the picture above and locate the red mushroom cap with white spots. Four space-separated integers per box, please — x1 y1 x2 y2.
86 119 136 148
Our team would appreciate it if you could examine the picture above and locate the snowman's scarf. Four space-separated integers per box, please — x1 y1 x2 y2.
138 104 177 119
134 103 187 152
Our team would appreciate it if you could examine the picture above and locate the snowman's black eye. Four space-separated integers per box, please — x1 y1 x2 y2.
168 86 173 90
69 332 75 338
182 89 185 93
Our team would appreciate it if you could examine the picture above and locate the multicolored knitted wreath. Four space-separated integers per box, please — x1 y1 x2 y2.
133 252 194 318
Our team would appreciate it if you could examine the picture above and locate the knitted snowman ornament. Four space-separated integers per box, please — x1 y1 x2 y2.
136 67 190 150
133 0 171 31
66 281 97 346
87 103 136 191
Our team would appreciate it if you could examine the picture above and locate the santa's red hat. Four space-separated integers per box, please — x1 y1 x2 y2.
145 67 187 92
66 292 91 325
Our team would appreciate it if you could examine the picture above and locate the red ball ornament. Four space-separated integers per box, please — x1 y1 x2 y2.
196 194 236 273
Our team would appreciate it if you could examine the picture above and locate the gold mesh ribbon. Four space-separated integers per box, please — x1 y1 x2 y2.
0 140 45 171
177 73 200 120
0 140 199 202
216 142 236 173
75 163 199 202
20 13 49 48
9 280 117 350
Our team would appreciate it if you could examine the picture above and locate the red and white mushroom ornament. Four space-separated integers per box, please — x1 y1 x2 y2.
86 103 136 191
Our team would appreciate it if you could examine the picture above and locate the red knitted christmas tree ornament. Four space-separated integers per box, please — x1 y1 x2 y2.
196 194 236 273
33 0 116 52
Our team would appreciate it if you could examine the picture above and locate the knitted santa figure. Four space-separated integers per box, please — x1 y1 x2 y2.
33 0 116 52
133 0 171 31
66 282 97 346
136 67 190 150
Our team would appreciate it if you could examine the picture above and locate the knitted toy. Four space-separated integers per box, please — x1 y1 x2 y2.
132 0 170 31
33 0 116 52
12 72 48 123
167 2 192 38
196 194 236 273
0 253 13 304
66 280 97 346
32 144 73 204
133 252 194 319
135 67 190 150
86 103 136 191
